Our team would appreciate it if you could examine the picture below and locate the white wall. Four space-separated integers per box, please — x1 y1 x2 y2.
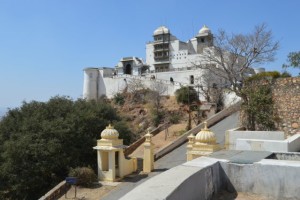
235 133 300 152
83 68 99 100
225 129 285 150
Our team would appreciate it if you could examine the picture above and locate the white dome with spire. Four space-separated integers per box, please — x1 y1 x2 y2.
101 124 119 140
153 26 170 35
198 25 211 35
195 122 216 144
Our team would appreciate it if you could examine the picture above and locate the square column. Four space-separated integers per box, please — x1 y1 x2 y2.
108 151 116 181
143 132 154 173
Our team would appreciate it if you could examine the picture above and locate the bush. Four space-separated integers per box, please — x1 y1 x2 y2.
68 167 97 187
169 113 181 124
245 70 291 83
175 86 199 105
242 84 276 131
280 71 292 78
113 93 125 105
246 71 281 82
151 109 165 127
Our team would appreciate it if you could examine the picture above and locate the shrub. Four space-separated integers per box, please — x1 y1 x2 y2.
245 71 291 83
241 84 276 131
113 93 125 105
169 113 181 124
68 167 97 187
151 109 165 127
175 86 198 105
280 71 292 78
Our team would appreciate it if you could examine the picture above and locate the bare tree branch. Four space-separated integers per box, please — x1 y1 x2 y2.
192 23 279 101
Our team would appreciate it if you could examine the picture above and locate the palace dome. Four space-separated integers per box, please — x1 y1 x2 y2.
198 25 211 35
195 122 216 144
101 124 119 140
154 26 170 35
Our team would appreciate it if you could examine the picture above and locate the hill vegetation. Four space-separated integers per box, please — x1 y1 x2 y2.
0 96 133 199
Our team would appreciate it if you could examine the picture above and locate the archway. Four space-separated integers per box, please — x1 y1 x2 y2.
125 64 132 75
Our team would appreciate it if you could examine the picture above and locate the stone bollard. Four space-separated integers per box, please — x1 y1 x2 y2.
186 134 195 161
143 131 154 173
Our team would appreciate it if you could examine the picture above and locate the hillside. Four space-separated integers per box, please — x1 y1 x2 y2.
111 95 191 141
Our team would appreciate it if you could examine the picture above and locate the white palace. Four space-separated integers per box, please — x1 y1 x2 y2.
82 25 262 101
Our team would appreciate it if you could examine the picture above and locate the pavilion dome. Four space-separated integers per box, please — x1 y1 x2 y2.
198 25 211 35
153 26 170 35
101 124 119 140
195 122 216 144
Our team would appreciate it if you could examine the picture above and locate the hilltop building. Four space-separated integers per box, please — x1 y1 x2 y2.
83 25 256 101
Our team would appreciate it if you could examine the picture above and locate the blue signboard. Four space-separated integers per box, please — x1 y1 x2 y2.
66 177 78 185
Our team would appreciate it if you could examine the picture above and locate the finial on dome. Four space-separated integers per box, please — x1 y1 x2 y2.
203 121 208 130
195 121 216 144
107 124 113 129
145 130 153 141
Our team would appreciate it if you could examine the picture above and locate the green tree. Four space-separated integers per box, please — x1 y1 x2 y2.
283 51 300 75
241 83 276 131
175 86 198 105
0 96 133 199
283 51 300 68
175 86 199 130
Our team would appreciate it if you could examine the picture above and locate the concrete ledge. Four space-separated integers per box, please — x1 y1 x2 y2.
120 157 222 200
235 133 300 152
120 151 300 200
226 129 284 150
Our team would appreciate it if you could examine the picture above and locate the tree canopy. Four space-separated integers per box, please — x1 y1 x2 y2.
283 51 300 76
283 51 300 68
0 96 133 199
175 86 199 130
175 86 199 105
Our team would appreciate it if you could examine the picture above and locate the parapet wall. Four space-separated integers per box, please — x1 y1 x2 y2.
120 153 300 200
220 159 300 199
225 128 284 150
235 133 300 152
272 77 300 136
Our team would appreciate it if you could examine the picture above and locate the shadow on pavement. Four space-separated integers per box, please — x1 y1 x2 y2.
123 173 149 183
152 168 168 172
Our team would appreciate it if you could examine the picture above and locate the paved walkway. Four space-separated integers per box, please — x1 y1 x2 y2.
102 112 240 200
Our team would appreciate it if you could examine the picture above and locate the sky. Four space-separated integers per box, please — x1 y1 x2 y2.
0 0 299 111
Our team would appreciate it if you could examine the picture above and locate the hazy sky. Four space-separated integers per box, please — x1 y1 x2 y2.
0 0 299 109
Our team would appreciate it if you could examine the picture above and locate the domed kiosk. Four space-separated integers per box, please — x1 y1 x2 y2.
153 26 170 35
186 122 221 161
196 25 214 53
93 124 137 182
198 24 212 35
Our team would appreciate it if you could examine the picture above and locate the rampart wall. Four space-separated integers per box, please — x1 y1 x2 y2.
272 77 300 136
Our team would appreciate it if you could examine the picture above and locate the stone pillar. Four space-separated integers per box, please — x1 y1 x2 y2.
143 131 154 173
108 151 116 181
97 150 102 178
186 134 195 161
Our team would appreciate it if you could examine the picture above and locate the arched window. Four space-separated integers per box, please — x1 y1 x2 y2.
125 64 132 75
